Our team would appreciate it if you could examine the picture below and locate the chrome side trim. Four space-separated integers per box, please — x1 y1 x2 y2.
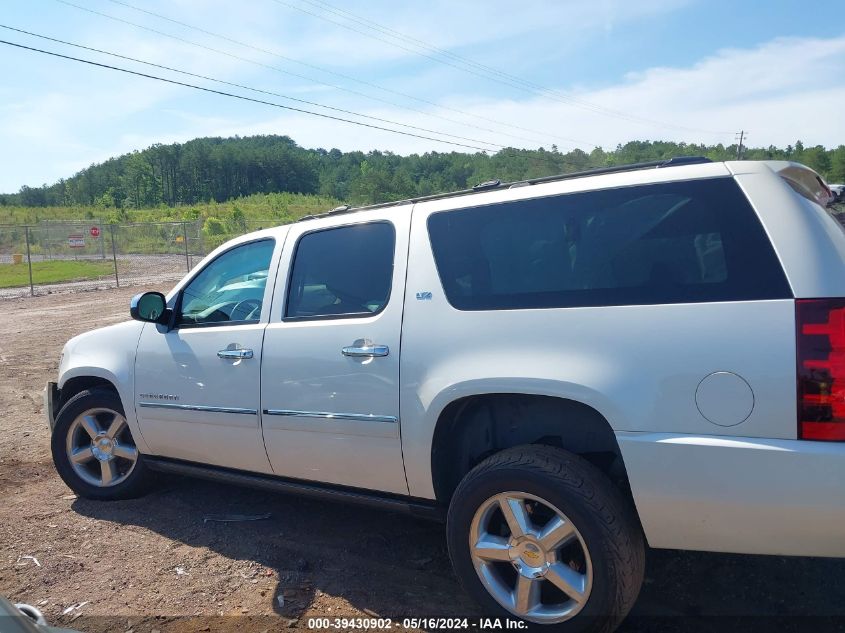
138 402 257 415
262 409 398 424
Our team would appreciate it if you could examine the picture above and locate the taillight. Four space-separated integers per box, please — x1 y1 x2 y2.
797 298 845 440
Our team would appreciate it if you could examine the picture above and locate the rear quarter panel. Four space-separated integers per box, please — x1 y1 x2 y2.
400 167 798 500
728 161 845 298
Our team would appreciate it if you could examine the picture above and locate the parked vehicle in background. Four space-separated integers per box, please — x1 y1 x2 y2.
0 595 79 632
46 158 845 631
829 184 844 203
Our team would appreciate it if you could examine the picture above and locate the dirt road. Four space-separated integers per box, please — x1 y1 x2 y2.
1 287 844 632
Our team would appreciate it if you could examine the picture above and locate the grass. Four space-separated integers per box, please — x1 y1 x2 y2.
0 192 343 256
0 191 340 225
0 259 115 288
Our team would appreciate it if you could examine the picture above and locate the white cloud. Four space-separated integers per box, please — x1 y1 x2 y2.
618 36 845 109
556 34 845 145
1 4 844 193
74 0 690 75
266 0 692 68
168 32 845 155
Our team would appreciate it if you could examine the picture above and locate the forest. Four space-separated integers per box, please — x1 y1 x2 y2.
2 134 844 212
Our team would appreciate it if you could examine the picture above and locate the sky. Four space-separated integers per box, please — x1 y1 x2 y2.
0 0 843 193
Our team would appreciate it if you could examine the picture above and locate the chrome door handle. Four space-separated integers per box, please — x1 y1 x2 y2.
217 348 253 360
342 344 389 358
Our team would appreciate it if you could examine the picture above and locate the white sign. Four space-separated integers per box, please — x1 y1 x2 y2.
68 235 85 248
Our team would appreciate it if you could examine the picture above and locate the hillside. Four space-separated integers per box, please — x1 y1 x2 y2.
0 191 339 229
2 136 844 215
0 191 342 254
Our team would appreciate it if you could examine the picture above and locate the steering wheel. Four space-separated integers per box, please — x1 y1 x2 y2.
327 286 372 313
230 298 262 321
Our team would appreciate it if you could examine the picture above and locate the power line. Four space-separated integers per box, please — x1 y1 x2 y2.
290 0 733 137
735 130 748 159
271 0 561 93
92 0 593 149
0 32 596 177
0 24 507 151
272 0 734 137
300 0 530 81
0 38 500 152
0 34 647 187
292 0 627 114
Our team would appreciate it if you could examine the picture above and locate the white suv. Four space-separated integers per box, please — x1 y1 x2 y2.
46 158 845 631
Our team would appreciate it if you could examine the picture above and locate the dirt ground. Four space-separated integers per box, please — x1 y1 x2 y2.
1 287 845 633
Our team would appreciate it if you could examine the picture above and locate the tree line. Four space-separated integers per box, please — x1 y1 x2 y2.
3 135 844 210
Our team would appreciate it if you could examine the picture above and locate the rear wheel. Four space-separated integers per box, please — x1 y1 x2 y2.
51 388 153 500
447 445 644 632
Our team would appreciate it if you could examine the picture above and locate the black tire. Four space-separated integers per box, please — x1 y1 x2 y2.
51 387 154 500
447 445 644 633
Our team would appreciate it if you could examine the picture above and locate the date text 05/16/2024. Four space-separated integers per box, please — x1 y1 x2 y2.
306 617 527 630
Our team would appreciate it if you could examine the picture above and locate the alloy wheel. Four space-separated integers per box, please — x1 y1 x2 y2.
469 491 593 624
65 408 138 487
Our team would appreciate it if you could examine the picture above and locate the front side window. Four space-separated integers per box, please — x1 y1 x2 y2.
178 239 275 326
285 222 395 319
427 177 792 310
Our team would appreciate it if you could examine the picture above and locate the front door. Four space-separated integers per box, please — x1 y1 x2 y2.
135 237 279 473
261 209 411 494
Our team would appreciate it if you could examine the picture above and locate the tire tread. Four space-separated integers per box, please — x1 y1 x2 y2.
447 445 644 633
51 387 153 500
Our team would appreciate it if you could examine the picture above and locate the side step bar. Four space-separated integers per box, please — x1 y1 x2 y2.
144 456 444 521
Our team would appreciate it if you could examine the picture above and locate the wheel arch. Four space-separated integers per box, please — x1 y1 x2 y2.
57 366 151 453
430 392 635 510
58 374 119 410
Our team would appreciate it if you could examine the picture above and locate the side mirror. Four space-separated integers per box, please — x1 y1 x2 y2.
130 292 169 325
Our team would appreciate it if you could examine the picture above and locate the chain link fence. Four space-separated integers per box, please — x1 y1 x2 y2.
0 220 206 299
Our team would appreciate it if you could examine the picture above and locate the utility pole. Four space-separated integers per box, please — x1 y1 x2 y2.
182 222 190 271
109 223 119 288
24 226 34 297
735 130 747 160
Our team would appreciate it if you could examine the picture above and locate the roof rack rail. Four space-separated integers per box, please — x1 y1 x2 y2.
296 156 713 222
658 156 713 167
472 179 501 191
520 156 712 186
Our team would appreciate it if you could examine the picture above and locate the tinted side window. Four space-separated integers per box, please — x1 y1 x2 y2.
285 222 395 319
427 178 791 310
179 239 275 325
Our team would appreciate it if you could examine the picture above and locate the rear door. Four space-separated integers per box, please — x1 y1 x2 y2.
260 207 411 494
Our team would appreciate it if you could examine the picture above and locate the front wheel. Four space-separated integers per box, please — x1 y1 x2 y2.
51 387 153 500
447 446 644 633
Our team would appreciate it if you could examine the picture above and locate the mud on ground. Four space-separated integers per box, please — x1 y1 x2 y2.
1 287 844 633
